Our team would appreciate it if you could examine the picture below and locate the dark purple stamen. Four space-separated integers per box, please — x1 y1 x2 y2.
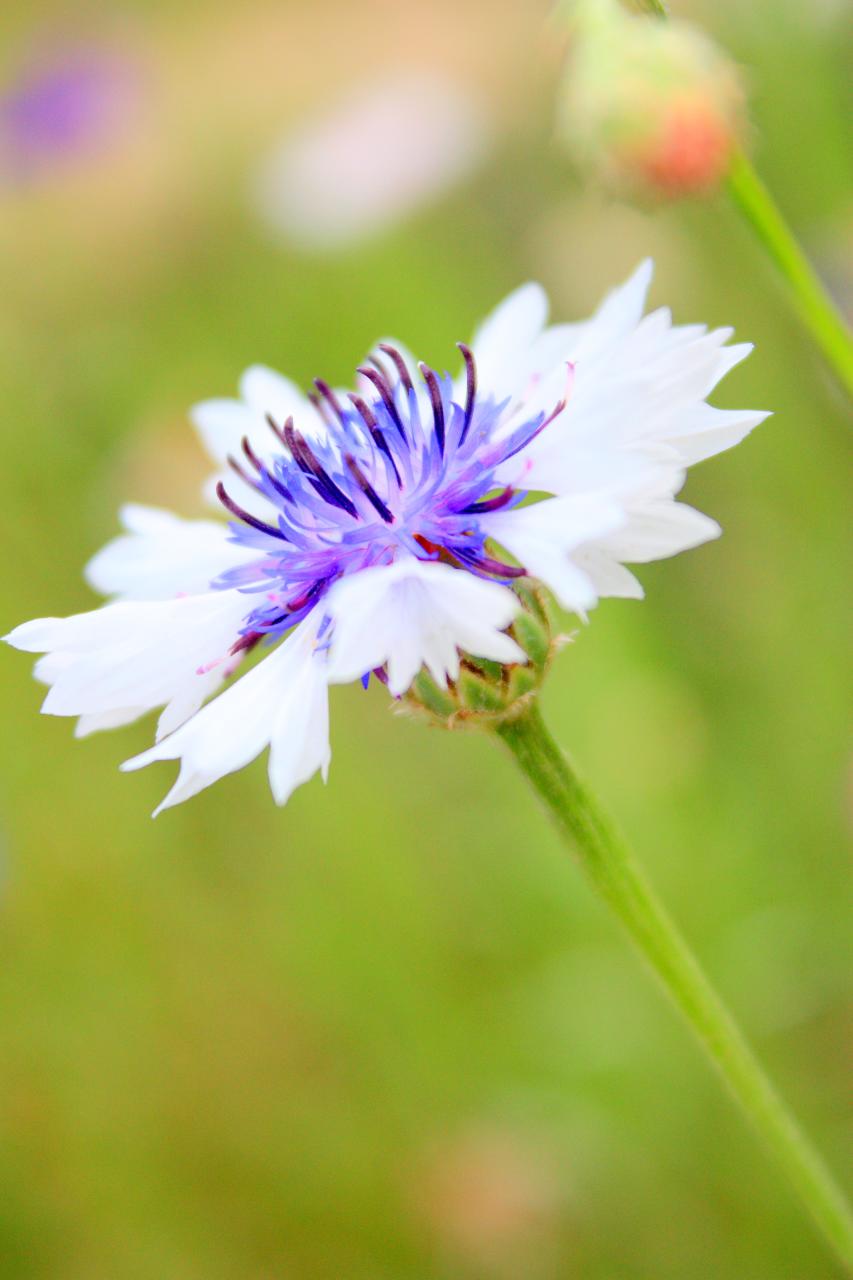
216 481 287 540
242 436 292 503
348 393 402 487
240 435 264 472
357 366 407 443
226 454 262 491
266 413 288 446
378 344 414 397
344 454 394 524
229 630 264 657
454 547 527 578
287 579 327 611
283 418 359 517
462 485 515 514
457 343 476 442
367 351 394 383
314 378 346 423
308 391 336 429
419 363 445 454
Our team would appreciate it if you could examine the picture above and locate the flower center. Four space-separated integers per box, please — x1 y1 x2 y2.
214 344 564 641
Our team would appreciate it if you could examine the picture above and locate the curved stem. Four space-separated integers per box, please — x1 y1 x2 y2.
725 151 853 401
495 702 853 1272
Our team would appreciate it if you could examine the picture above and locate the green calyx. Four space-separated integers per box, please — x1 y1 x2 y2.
400 581 560 729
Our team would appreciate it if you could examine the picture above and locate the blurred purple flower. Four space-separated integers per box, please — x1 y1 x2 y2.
1 44 138 182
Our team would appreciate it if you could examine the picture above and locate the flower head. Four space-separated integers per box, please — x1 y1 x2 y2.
209 339 566 640
5 262 768 813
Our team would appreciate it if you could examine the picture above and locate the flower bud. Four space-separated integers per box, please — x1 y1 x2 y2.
557 0 745 200
401 581 557 729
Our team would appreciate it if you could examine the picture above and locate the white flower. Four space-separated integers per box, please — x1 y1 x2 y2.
5 261 767 812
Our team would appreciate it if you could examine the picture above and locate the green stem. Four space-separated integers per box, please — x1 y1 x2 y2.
725 151 853 400
495 702 853 1272
633 0 853 400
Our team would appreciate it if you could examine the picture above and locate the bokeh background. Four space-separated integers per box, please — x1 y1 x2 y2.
1 1 851 1276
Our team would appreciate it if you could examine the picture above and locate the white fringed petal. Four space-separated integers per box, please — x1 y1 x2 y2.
571 548 645 600
122 614 330 814
474 260 765 598
192 366 323 466
479 260 765 489
471 261 653 427
591 500 721 564
31 652 151 738
85 505 256 601
75 707 150 739
483 495 626 612
662 404 770 466
238 365 321 433
567 258 654 366
470 282 550 404
188 398 258 468
326 557 524 696
5 590 249 737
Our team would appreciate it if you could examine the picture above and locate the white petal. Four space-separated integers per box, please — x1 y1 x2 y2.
501 260 765 547
326 558 524 696
155 670 229 741
704 341 753 390
31 651 148 737
593 500 721 564
268 649 331 805
6 590 249 723
463 264 655 452
84 505 255 601
239 365 323 435
470 283 549 402
664 405 770 465
483 495 625 612
32 650 75 684
189 399 258 467
572 549 645 600
74 707 148 738
122 615 330 814
502 437 678 500
567 259 654 366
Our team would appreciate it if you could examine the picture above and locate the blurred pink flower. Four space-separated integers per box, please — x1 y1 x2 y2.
252 70 493 249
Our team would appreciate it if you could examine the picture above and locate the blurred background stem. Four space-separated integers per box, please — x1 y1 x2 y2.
633 0 853 402
725 151 853 401
496 703 853 1273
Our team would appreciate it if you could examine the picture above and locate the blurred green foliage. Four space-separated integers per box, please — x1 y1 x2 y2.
0 1 850 1276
